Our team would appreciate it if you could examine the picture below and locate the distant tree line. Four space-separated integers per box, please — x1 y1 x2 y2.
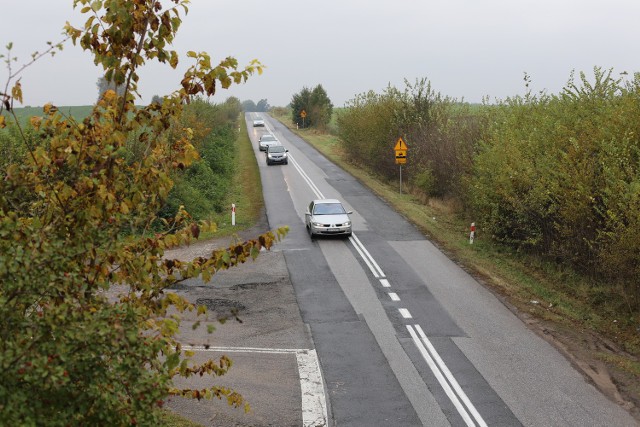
242 99 269 112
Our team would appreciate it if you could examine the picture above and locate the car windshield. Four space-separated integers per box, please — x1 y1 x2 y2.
313 203 346 215
261 135 276 141
269 146 285 153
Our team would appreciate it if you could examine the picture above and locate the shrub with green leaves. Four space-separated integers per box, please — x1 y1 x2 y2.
470 68 640 308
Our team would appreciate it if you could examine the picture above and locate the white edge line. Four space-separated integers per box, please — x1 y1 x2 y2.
415 325 488 427
407 326 476 427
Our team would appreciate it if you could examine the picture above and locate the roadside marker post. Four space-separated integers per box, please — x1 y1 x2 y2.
232 203 236 226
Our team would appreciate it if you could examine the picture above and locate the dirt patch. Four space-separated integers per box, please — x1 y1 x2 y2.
486 284 640 423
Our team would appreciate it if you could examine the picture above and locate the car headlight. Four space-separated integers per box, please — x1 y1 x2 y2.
343 221 351 227
311 221 323 227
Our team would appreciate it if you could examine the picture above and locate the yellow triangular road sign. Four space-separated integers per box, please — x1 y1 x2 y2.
394 137 408 151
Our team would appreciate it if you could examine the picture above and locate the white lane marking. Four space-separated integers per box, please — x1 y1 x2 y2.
349 235 380 278
290 155 324 199
388 292 400 301
350 233 385 278
399 308 413 319
379 278 391 288
414 325 488 427
407 325 477 427
183 346 327 427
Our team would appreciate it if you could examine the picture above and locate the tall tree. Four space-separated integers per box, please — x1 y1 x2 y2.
0 1 285 426
241 99 257 111
256 98 269 112
291 84 332 129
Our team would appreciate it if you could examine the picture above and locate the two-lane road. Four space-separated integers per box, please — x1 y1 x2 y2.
248 113 637 427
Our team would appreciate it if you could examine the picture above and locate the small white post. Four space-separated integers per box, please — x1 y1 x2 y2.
232 203 236 226
469 222 476 244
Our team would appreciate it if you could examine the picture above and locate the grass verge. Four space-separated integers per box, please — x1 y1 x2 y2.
201 116 264 240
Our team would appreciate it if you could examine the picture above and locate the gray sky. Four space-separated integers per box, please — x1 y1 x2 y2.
2 1 639 108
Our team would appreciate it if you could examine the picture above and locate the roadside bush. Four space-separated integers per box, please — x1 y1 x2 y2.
337 79 481 200
470 68 640 309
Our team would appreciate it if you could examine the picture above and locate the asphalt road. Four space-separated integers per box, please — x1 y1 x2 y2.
165 113 638 427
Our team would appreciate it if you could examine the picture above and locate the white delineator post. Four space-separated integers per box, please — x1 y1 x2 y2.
469 222 476 244
232 203 236 226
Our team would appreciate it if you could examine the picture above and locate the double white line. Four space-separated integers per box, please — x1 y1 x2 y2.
407 325 487 427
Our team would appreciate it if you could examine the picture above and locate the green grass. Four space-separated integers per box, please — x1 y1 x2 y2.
160 409 204 427
4 105 93 125
202 115 264 239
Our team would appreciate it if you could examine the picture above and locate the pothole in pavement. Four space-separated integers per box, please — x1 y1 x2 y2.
195 298 246 314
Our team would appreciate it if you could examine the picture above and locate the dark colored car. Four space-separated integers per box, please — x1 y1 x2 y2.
266 145 288 165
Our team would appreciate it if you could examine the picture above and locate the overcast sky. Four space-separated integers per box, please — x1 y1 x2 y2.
2 1 639 108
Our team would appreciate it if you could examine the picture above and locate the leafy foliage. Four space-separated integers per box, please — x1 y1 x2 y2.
96 76 125 102
0 1 287 425
470 68 640 309
337 79 479 198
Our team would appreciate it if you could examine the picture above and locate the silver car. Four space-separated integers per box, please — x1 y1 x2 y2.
258 134 279 151
305 199 353 238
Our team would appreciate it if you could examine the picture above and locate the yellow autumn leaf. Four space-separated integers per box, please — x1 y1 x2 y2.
30 116 42 129
43 103 56 115
11 81 23 104
0 115 5 129
103 89 117 102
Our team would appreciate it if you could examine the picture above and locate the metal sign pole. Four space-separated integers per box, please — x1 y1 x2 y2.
399 165 402 194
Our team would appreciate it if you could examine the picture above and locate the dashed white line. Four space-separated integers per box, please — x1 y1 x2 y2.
379 278 391 288
388 292 400 301
399 308 413 318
